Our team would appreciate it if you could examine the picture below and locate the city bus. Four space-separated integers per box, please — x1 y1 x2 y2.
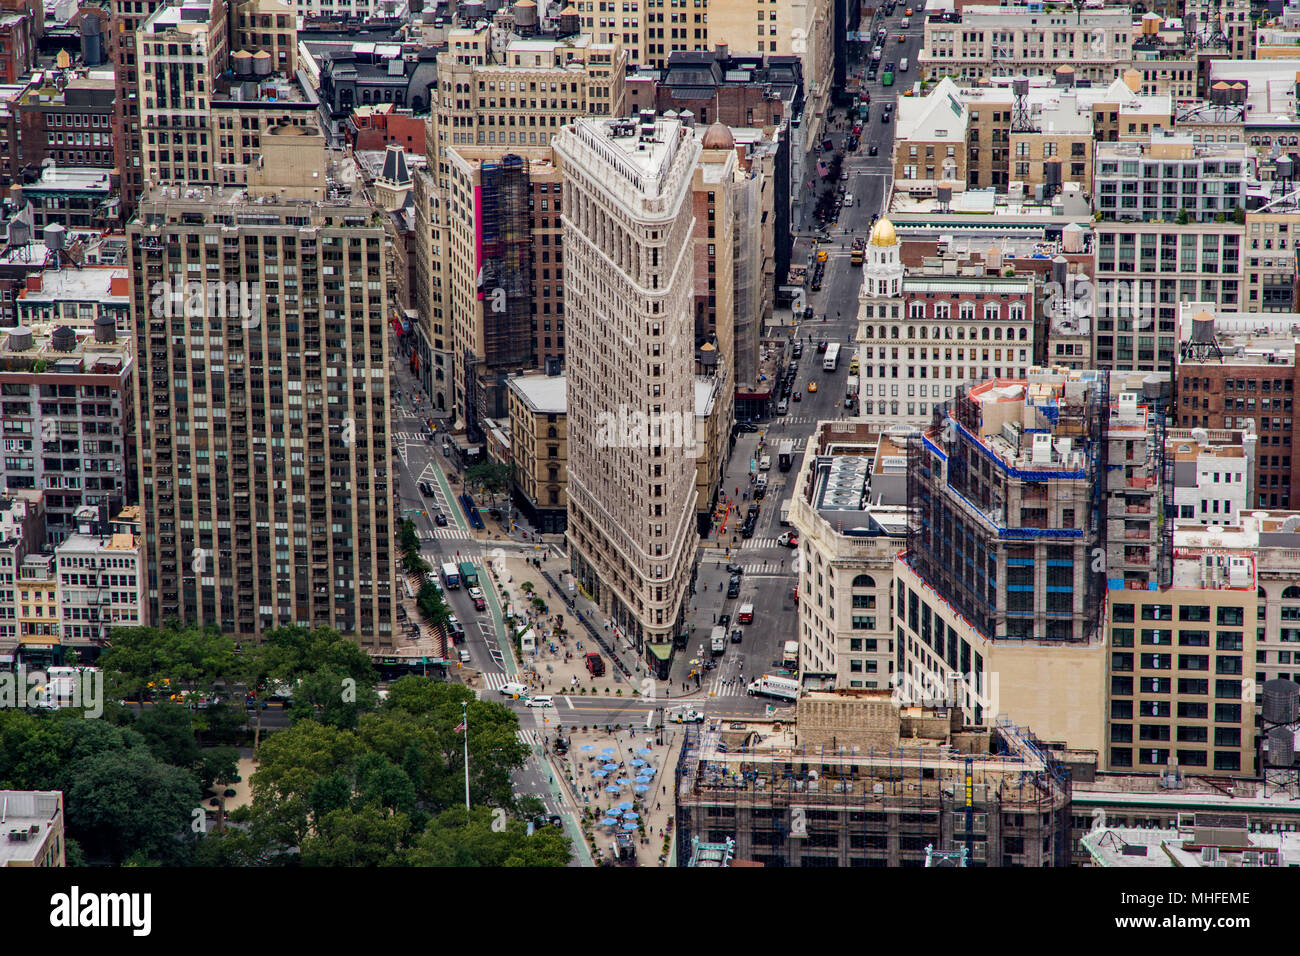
457 560 479 588
823 342 841 371
441 562 461 589
882 69 894 87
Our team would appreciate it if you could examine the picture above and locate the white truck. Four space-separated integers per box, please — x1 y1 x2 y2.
710 626 727 655
668 705 705 723
782 640 799 668
747 675 800 702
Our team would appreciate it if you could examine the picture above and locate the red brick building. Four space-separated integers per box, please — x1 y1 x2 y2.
348 105 426 155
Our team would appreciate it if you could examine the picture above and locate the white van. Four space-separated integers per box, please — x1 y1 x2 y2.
499 682 528 698
759 455 772 471
900 57 909 72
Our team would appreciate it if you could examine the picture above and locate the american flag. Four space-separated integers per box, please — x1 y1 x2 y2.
454 720 466 733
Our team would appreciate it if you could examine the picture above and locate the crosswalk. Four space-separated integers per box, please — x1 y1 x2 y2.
771 416 818 426
482 673 510 692
740 537 792 551
417 526 473 542
703 674 749 698
517 729 541 747
735 560 790 575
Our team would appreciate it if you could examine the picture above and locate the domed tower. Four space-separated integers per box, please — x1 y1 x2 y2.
862 217 902 298
700 121 735 151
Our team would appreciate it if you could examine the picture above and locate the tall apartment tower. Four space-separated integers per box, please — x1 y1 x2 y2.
128 128 398 647
554 113 701 666
110 0 167 220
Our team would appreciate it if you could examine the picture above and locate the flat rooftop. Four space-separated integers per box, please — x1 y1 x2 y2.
16 266 127 304
1083 826 1300 867
0 791 61 867
508 372 566 415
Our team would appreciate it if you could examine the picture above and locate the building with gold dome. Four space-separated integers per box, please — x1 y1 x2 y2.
855 217 1037 428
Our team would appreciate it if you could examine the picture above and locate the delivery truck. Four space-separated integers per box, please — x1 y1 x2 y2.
746 675 800 702
710 626 727 655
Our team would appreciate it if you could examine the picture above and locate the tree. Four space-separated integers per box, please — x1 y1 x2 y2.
61 747 200 866
301 805 412 866
1176 208 1190 226
416 582 451 630
97 624 240 704
398 519 421 556
133 702 201 770
284 667 381 730
407 807 570 867
466 461 513 502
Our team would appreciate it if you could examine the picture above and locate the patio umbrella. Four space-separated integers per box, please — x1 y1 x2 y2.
634 784 650 793
618 801 634 811
601 817 619 827
636 775 653 784
622 810 639 820
602 763 619 772
637 747 653 755
617 777 632 786
580 744 595 752
605 784 621 794
622 822 637 831
601 747 616 755
592 770 608 779
630 758 646 767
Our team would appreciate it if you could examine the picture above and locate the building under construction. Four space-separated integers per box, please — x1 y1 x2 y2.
674 691 1073 867
905 368 1110 645
466 153 534 441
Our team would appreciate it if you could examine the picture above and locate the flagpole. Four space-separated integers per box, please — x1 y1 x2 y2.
462 700 471 812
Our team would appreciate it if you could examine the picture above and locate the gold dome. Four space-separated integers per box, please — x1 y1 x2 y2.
869 217 898 246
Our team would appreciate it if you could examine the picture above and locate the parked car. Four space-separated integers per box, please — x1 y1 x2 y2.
776 399 789 415
731 629 743 644
458 649 471 663
419 481 434 496
468 586 486 611
434 511 448 526
792 343 804 358
718 613 731 628
727 575 742 598
734 421 759 433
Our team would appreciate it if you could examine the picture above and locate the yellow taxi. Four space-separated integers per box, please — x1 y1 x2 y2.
807 381 819 394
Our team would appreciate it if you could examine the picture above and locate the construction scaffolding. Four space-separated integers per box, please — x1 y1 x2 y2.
674 717 1073 867
478 154 534 369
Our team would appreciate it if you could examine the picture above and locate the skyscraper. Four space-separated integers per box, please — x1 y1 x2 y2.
128 127 398 646
554 113 700 667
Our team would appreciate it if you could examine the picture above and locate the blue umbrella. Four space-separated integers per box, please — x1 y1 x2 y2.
602 764 618 773
592 769 608 779
637 747 653 755
622 822 637 831
636 775 652 784
601 817 619 826
617 777 632 785
601 747 616 755
580 744 595 752
605 784 621 794
622 810 639 820
630 758 646 767
618 801 634 811
634 784 650 793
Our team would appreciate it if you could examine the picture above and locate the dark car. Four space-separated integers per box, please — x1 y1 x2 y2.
419 480 434 496
727 575 742 598
869 144 879 156
792 343 803 358
734 421 759 434
730 629 743 644
885 62 894 71
741 522 756 539
747 505 760 520
718 613 731 628
727 563 744 575
434 511 448 526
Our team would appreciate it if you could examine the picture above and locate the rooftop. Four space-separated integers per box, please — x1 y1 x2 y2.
507 371 566 415
569 115 690 198
16 266 128 305
22 167 113 194
1082 825 1300 867
0 791 62 867
0 323 130 374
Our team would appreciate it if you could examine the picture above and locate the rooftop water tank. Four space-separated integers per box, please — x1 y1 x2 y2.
50 325 77 352
7 326 32 351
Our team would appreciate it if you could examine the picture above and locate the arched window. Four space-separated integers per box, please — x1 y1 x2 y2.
1283 586 1300 600
993 327 1003 341
863 325 873 340
956 327 965 340
547 426 558 438
932 327 940 340
907 326 915 339
981 327 991 340
891 326 901 339
852 574 876 588
1018 327 1028 340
